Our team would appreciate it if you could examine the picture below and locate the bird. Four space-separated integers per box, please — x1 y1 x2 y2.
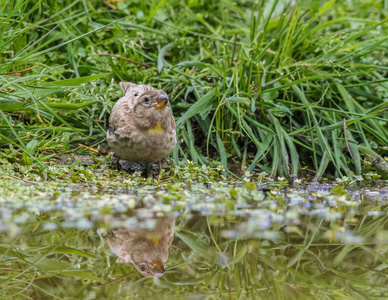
107 82 176 176
107 217 175 278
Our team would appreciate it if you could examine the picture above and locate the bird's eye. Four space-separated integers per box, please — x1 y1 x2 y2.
144 97 149 103
140 265 146 272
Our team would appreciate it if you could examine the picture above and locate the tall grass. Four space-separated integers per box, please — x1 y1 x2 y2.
0 0 387 178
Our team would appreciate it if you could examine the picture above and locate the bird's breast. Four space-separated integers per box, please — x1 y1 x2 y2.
148 123 164 134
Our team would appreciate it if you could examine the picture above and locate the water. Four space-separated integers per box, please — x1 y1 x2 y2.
1 182 388 299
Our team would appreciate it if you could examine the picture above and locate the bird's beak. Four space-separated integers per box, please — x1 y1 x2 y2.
154 95 168 110
151 260 165 276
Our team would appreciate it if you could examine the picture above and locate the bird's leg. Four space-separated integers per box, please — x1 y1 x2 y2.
145 162 151 177
158 160 162 176
154 160 162 180
115 157 121 171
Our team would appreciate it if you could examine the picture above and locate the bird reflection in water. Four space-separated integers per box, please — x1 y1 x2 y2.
107 217 174 278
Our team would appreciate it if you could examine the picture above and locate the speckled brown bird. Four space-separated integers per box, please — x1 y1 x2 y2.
107 82 176 175
107 217 175 278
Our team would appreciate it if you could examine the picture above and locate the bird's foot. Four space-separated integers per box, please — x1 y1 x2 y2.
149 160 162 181
115 157 122 171
150 170 160 181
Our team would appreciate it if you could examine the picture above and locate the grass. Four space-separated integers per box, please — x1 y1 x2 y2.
1 0 388 179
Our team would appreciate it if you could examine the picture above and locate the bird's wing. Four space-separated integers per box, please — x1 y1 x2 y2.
108 96 134 139
108 126 115 135
107 126 120 142
170 114 176 130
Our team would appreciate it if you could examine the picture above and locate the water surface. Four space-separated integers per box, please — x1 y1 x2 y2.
1 182 388 299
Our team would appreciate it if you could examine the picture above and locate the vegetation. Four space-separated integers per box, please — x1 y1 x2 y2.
1 1 388 298
1 172 387 299
1 0 387 179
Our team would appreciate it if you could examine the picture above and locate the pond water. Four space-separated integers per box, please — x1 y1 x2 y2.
1 181 388 299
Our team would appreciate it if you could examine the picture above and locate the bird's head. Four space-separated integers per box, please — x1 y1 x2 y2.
132 259 166 278
132 90 171 130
